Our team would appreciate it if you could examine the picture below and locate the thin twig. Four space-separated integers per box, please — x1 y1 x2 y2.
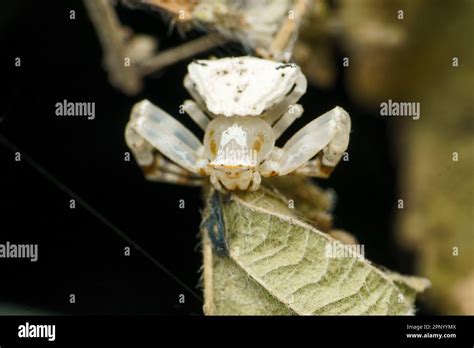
137 33 227 76
0 133 203 303
83 0 142 95
264 0 313 61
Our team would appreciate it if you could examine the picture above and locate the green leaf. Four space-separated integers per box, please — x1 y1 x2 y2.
202 180 430 315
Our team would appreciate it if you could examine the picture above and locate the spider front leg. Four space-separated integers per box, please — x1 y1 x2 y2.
125 100 209 185
260 106 351 177
262 73 307 126
292 156 335 178
126 124 203 185
272 104 303 139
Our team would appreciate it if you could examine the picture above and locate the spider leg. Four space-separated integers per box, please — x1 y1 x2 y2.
144 162 204 185
141 151 204 185
126 100 207 175
260 106 350 177
291 155 336 178
182 99 211 131
183 74 218 119
126 113 204 185
262 73 307 126
272 104 303 140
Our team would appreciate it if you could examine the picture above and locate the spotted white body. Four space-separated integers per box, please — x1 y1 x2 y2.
126 56 351 191
188 57 301 116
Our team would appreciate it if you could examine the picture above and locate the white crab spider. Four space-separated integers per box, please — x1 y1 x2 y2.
125 56 351 191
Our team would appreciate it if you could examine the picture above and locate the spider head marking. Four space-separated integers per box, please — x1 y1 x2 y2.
204 117 275 180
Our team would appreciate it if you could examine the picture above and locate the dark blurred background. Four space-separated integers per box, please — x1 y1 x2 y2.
0 0 451 315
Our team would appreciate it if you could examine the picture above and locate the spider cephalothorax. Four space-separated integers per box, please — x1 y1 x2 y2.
126 56 351 191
